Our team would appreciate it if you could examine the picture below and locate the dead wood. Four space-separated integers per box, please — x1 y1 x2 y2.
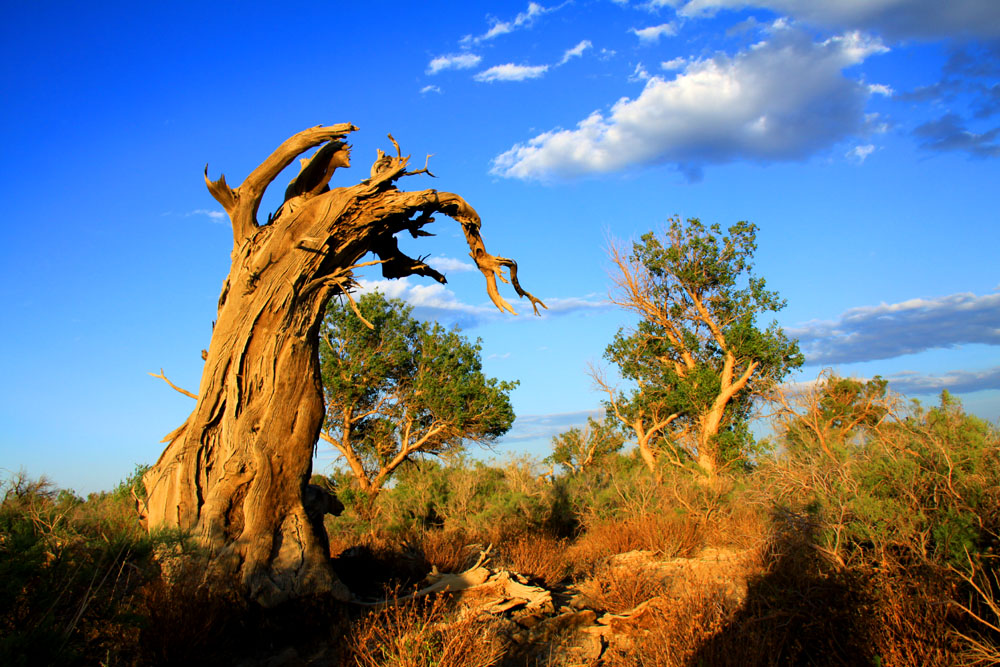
142 125 543 606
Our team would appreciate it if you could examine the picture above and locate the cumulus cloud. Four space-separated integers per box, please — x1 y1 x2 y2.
492 28 887 181
559 39 593 65
427 53 482 75
913 113 1000 157
662 57 687 70
789 291 1000 365
475 63 550 82
673 0 1000 41
632 23 678 43
885 367 1000 395
463 2 555 44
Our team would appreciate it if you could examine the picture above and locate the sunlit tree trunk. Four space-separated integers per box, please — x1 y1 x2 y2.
140 126 542 605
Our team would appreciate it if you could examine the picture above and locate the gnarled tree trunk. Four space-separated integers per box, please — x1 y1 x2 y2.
141 125 543 605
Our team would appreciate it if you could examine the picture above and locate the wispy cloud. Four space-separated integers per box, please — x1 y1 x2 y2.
559 39 593 65
420 84 442 95
629 62 651 82
846 143 875 163
913 113 1000 158
462 2 556 45
661 57 686 70
427 53 481 75
631 23 677 43
781 365 1000 398
885 366 1000 395
790 291 1000 365
501 409 604 443
493 27 887 181
475 63 550 82
426 255 476 273
537 294 610 315
353 278 607 328
188 209 227 223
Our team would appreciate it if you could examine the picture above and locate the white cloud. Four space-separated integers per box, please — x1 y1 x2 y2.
559 39 593 65
356 277 489 314
427 53 482 75
420 85 442 95
501 409 604 443
846 143 875 162
189 209 227 223
631 23 678 43
790 291 1000 365
867 83 894 96
662 57 687 70
673 0 1000 41
537 294 609 314
629 62 651 81
463 2 555 44
353 277 606 327
492 28 887 181
475 63 550 82
426 255 476 273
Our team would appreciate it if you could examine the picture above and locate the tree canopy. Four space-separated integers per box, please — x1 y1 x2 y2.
546 416 625 476
319 292 517 493
598 216 803 478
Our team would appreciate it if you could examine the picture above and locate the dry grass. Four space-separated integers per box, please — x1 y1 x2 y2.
348 593 507 667
566 512 703 575
493 531 571 587
578 563 671 615
601 589 737 667
416 528 482 574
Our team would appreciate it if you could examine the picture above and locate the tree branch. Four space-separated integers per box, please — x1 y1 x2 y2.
209 124 358 244
149 368 197 399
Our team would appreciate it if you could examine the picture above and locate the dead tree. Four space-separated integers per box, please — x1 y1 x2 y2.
141 125 543 605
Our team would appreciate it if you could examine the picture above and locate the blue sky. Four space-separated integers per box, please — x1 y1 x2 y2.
1 1 997 494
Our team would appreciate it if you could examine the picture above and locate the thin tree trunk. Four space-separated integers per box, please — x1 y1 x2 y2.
140 125 543 605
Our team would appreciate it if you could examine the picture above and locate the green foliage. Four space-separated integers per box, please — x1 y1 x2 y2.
320 292 517 489
546 415 625 474
324 455 567 541
605 217 802 472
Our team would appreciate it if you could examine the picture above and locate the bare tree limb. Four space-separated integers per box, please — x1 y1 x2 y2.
149 368 197 399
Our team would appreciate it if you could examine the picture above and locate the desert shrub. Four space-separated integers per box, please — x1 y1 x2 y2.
761 387 1000 663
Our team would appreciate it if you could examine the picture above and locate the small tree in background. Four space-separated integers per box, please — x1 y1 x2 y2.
597 217 803 479
319 292 517 495
771 370 892 462
547 416 625 475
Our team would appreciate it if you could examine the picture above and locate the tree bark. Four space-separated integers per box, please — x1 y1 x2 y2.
140 125 543 605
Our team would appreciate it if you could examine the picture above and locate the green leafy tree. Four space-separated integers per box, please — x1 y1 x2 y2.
597 217 803 478
546 416 625 475
319 292 517 494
